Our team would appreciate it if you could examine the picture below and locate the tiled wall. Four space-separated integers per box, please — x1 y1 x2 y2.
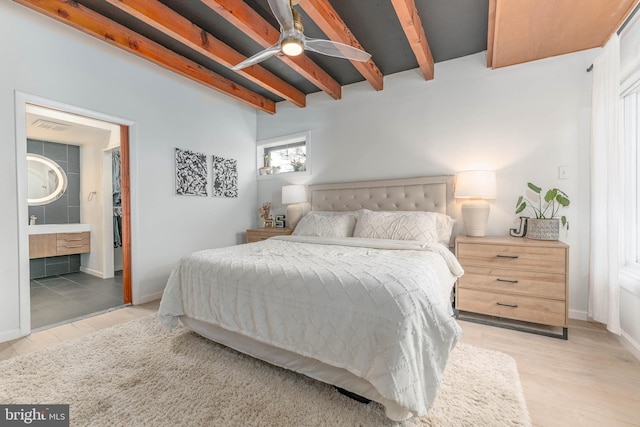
27 140 81 278
27 140 80 224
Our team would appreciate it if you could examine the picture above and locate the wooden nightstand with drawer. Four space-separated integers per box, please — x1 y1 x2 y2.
455 235 569 339
246 228 293 243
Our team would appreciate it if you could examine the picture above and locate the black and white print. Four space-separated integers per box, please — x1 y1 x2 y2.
212 155 238 198
175 148 208 197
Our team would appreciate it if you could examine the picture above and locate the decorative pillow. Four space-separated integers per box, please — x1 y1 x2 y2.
353 210 452 244
430 212 457 245
292 211 357 238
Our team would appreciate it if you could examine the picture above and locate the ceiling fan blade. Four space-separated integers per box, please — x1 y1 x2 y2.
267 0 295 31
231 44 280 70
304 38 371 62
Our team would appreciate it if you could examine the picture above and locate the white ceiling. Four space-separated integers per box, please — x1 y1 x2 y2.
25 105 115 146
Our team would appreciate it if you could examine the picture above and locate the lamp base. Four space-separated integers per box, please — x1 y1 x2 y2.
461 201 490 237
286 203 309 229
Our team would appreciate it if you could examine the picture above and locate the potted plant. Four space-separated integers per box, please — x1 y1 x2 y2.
515 183 570 240
285 148 306 172
290 158 305 172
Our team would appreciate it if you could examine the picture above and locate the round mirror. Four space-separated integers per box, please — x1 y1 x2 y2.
27 154 68 206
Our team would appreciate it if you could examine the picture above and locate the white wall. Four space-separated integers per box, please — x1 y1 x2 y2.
80 137 115 279
0 2 257 340
257 50 598 321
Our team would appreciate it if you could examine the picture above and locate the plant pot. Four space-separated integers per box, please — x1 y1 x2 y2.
526 218 560 240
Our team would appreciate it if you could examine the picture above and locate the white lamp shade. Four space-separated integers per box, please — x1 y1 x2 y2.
454 170 496 199
282 185 307 204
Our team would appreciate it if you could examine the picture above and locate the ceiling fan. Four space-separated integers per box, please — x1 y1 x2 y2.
232 0 371 70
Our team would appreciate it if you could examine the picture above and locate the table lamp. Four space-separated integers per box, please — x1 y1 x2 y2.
281 184 308 229
454 170 496 237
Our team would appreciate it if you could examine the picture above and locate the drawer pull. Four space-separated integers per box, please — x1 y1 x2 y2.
496 254 519 259
63 238 84 241
496 302 518 308
63 244 85 248
496 278 519 284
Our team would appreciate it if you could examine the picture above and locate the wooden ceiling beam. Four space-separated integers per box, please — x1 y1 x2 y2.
14 0 275 113
201 0 342 100
486 0 496 68
299 0 384 90
390 0 434 80
488 0 639 69
102 0 305 108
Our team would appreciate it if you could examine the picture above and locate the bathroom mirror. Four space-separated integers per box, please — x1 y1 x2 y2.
27 153 68 206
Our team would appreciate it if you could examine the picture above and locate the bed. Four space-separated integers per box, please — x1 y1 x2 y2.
158 176 463 421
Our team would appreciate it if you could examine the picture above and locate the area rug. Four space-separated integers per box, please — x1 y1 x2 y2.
0 316 531 426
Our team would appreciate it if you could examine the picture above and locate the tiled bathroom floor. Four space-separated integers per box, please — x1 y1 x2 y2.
30 271 124 330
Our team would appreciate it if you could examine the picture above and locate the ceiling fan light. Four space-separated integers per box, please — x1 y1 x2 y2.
281 38 304 56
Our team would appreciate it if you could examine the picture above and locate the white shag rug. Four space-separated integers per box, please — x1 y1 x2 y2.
0 316 531 426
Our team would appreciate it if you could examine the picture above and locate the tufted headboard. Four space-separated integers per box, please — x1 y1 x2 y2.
308 175 454 216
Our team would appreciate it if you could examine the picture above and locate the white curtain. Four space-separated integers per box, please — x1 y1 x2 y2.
589 34 622 335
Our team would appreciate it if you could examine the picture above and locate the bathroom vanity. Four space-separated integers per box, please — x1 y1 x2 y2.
28 224 90 259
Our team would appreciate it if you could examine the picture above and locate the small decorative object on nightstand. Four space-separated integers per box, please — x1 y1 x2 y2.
246 227 293 243
258 202 272 228
455 235 569 339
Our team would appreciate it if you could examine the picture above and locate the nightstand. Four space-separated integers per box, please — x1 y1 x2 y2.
245 228 293 243
455 235 569 339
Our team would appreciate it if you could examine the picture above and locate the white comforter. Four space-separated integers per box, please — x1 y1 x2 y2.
159 236 463 420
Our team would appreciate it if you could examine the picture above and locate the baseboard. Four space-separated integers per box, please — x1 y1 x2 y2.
79 266 111 279
137 291 163 305
0 328 23 343
620 330 640 362
569 309 588 321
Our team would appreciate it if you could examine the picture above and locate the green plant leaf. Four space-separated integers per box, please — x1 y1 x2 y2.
515 195 523 208
515 202 526 214
544 189 557 203
556 194 570 207
527 183 541 193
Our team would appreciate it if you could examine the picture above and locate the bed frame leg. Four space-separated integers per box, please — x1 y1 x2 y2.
335 387 371 404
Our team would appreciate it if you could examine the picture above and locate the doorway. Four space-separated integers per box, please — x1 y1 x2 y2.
16 93 133 334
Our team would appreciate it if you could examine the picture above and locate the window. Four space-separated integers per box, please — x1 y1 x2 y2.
622 91 640 266
257 131 310 177
265 142 306 173
620 86 640 291
619 13 640 294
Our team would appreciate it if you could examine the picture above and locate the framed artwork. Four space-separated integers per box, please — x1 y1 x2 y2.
212 155 238 198
175 148 208 197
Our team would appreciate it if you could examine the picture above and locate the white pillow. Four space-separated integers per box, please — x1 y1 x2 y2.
431 212 457 245
292 211 357 237
353 210 453 244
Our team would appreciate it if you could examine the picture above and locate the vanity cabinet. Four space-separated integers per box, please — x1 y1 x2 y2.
29 234 56 259
29 232 91 259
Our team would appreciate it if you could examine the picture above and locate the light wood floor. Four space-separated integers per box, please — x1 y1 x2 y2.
459 318 640 427
1 302 639 427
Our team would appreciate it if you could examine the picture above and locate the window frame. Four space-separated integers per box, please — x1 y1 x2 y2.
620 85 640 295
